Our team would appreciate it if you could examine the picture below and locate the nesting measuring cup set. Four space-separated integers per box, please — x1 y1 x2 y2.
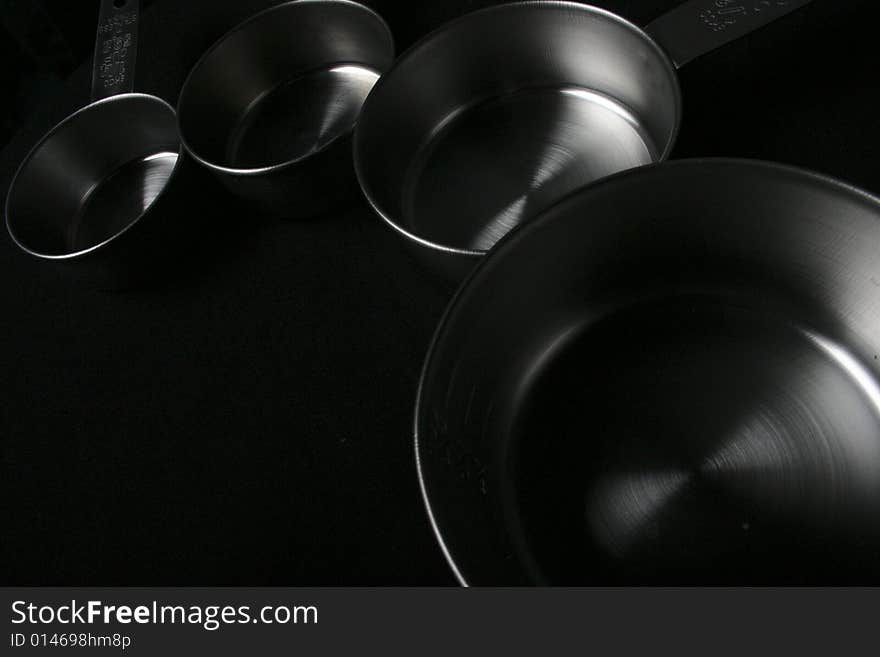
6 0 394 285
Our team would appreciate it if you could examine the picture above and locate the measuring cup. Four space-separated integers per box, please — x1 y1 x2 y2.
354 0 813 280
177 0 394 218
5 0 198 287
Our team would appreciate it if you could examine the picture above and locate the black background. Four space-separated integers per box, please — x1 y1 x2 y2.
1 0 878 584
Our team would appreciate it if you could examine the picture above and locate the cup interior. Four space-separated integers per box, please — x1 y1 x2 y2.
7 94 179 257
417 160 880 584
178 0 394 172
355 2 680 254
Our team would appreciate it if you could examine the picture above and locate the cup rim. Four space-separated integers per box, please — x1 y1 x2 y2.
176 0 395 178
413 157 880 586
5 93 181 261
353 0 682 259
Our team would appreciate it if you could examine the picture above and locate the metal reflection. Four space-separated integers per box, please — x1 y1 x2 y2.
586 470 690 557
701 331 880 529
404 86 655 251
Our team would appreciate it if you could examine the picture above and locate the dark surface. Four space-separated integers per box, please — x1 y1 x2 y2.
0 0 878 584
0 0 161 148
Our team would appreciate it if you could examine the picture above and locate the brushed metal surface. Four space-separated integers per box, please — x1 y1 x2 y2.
6 94 179 258
91 0 139 100
355 0 814 280
645 0 814 68
514 300 880 583
225 65 380 169
416 160 880 585
178 0 393 217
403 87 656 252
4 0 201 287
68 151 178 251
354 1 680 277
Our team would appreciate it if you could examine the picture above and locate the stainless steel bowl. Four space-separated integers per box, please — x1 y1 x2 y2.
177 0 394 218
5 0 193 287
6 94 179 273
355 0 812 280
417 159 880 585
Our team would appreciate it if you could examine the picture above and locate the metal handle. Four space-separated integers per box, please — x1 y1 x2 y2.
645 0 812 69
91 0 140 101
